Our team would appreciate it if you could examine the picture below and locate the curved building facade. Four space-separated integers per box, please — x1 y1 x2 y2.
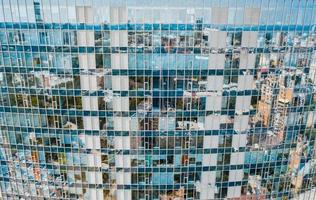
0 0 316 199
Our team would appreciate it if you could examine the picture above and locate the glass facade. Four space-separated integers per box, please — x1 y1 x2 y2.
0 0 315 199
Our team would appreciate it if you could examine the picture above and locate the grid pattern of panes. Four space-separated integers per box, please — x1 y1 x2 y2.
0 0 316 199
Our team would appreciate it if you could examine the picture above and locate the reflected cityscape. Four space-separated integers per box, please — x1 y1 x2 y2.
0 0 316 199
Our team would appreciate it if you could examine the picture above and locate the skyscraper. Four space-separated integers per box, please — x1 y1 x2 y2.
0 0 315 199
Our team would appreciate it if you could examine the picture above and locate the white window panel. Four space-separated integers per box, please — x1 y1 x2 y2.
80 75 98 90
130 117 139 131
235 96 251 114
96 189 104 200
110 7 127 24
200 187 215 200
244 8 260 25
115 155 131 168
227 186 242 198
202 154 217 166
91 117 100 130
89 75 98 90
82 96 98 111
208 54 225 69
116 190 131 200
76 6 85 23
113 117 130 131
79 54 88 69
113 97 129 111
207 76 224 91
87 153 101 167
87 53 96 67
242 31 258 47
84 117 93 130
116 172 131 185
111 76 121 90
206 95 222 111
86 31 95 46
84 7 93 24
87 154 94 167
83 135 101 149
237 75 254 90
203 135 219 148
111 54 128 69
114 136 131 149
94 152 102 167
211 7 228 24
229 170 244 182
87 171 102 184
110 30 128 47
112 76 129 90
201 171 216 185
111 54 120 69
86 189 95 200
110 7 119 23
86 31 95 47
234 115 249 132
209 30 227 48
200 171 217 199
76 6 93 24
230 152 245 165
77 31 94 46
232 134 247 148
77 31 87 46
205 115 221 130
83 116 99 130
110 31 119 47
239 51 256 69
67 5 77 23
119 7 127 24
79 54 96 69
306 111 315 128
